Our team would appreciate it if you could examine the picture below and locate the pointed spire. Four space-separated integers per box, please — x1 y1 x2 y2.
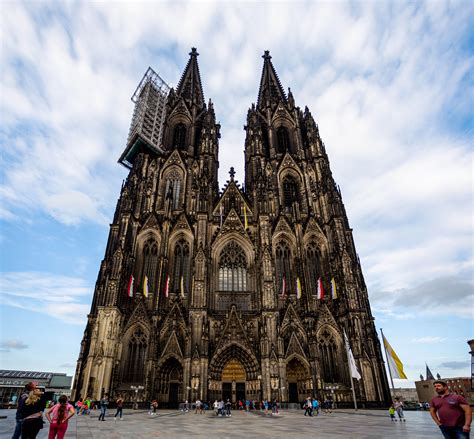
257 50 286 109
176 47 204 108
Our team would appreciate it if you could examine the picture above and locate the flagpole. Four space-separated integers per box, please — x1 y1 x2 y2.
345 341 358 411
380 328 395 394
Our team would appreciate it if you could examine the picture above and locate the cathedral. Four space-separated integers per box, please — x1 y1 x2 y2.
72 48 391 407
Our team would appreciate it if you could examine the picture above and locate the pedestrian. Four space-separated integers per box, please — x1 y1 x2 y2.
225 399 232 417
45 394 75 439
218 399 224 416
389 405 396 422
152 400 158 415
430 379 472 439
98 394 109 421
84 397 91 415
195 399 202 414
271 399 277 415
394 398 405 422
18 388 46 439
114 396 123 420
304 398 312 416
12 382 36 439
238 399 243 410
312 398 318 416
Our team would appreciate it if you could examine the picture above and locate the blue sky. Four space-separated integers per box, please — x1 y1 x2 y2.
1 1 473 387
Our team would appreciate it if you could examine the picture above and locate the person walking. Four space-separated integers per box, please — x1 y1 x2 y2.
18 388 46 439
45 395 75 439
430 379 472 439
389 405 396 422
114 396 123 420
312 398 319 416
12 382 36 439
98 394 109 421
225 399 232 417
304 398 312 416
394 398 406 422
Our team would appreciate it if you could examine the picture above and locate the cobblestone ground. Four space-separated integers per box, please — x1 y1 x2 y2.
0 408 441 438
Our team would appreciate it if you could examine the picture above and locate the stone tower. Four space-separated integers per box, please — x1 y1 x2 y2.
72 48 391 407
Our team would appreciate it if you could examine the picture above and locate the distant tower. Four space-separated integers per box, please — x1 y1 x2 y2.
72 49 391 408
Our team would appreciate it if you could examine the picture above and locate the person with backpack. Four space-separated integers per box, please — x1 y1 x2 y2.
45 395 75 439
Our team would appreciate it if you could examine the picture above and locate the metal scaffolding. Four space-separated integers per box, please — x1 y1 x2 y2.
120 67 171 168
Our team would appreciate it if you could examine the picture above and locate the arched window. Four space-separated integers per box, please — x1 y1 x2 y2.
172 239 190 294
124 327 148 382
306 241 321 295
173 123 187 150
275 241 292 294
165 171 182 210
218 242 247 292
276 126 290 153
142 238 159 294
282 176 299 209
318 329 341 383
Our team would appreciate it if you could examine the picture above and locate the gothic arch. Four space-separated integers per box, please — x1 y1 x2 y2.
316 325 346 384
158 165 186 211
134 230 161 297
209 343 260 381
272 237 294 296
121 324 149 384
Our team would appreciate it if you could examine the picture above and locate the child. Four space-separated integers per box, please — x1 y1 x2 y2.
389 405 396 421
46 395 75 439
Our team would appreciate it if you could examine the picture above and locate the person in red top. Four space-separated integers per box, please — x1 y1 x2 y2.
430 380 472 439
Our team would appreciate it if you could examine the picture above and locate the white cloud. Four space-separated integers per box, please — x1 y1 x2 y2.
0 271 92 325
0 339 29 351
411 337 447 344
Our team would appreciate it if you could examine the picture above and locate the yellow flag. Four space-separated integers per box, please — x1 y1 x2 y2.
243 205 248 229
180 276 185 297
143 275 149 298
296 277 302 299
383 334 407 379
331 278 338 299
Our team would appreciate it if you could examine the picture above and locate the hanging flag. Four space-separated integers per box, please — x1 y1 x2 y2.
164 275 170 298
127 275 134 298
344 330 362 380
331 278 338 299
426 363 435 380
382 334 408 379
143 275 149 298
280 275 286 298
296 277 302 299
220 203 224 227
180 275 185 297
243 205 248 229
317 278 325 300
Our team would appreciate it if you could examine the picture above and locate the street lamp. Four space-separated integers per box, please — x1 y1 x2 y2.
257 375 263 405
130 385 144 409
324 385 339 409
468 340 474 389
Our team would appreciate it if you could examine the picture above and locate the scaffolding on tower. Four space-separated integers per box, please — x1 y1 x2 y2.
119 67 171 168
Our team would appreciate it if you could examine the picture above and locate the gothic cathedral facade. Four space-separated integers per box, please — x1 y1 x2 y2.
72 49 391 407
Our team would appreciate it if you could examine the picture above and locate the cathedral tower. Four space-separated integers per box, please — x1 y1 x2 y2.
72 49 391 407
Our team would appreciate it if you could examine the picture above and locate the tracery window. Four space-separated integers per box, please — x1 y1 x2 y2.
172 239 190 294
282 176 299 209
276 126 290 153
142 238 159 294
124 327 148 382
173 123 187 150
306 241 321 295
165 170 182 210
275 241 292 294
318 329 341 383
218 242 247 292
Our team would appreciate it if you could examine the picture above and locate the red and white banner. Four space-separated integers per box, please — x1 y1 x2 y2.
164 275 170 298
317 278 325 300
127 275 134 298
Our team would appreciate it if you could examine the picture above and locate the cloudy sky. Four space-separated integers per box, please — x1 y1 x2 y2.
1 1 472 387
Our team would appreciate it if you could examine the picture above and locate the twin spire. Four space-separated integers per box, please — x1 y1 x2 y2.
175 48 287 109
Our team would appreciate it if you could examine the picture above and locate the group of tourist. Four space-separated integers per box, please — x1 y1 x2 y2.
11 382 74 439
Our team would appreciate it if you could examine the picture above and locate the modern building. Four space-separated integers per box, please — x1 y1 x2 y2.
0 370 72 407
416 377 474 405
390 387 419 403
72 48 391 408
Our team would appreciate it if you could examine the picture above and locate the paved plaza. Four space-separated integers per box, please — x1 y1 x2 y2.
1 408 442 438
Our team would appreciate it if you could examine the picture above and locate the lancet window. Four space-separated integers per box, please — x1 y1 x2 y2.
306 241 321 295
124 327 148 383
275 241 292 294
218 242 247 292
172 239 191 294
142 238 159 294
276 126 290 153
173 123 187 150
165 170 182 210
282 176 299 209
318 329 341 383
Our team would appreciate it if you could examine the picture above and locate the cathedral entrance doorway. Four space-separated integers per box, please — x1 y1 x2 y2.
221 359 246 402
157 356 183 409
286 356 311 403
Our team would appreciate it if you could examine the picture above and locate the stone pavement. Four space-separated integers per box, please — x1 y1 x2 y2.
0 408 442 438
